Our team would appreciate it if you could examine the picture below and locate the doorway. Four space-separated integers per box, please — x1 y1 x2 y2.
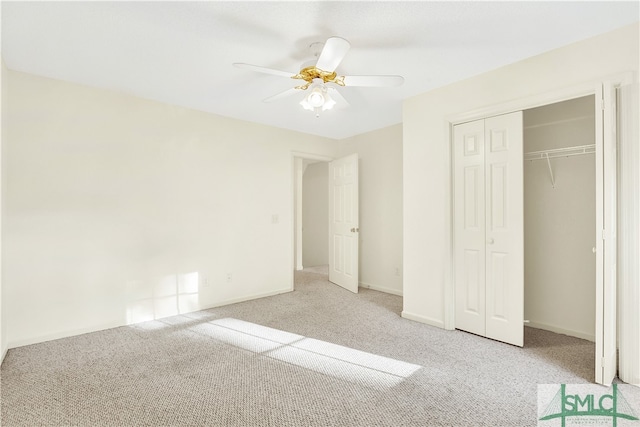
292 153 360 293
301 160 329 270
523 96 596 342
293 154 333 276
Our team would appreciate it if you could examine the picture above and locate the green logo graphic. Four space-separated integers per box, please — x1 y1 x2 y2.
539 384 639 427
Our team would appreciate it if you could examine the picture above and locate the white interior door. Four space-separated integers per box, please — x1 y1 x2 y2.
454 112 524 347
595 82 617 385
484 112 524 347
328 153 359 293
454 119 487 336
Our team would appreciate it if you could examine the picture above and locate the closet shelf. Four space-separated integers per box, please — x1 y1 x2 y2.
524 144 595 189
524 144 595 161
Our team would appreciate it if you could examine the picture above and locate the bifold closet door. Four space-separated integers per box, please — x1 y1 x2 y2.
454 112 524 347
454 119 487 337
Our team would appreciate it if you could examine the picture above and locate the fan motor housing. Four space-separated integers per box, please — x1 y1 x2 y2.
292 66 345 88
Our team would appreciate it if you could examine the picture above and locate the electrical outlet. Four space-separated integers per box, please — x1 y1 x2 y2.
226 273 233 283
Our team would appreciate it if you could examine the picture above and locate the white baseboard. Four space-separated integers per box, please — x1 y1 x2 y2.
1 344 8 365
200 288 293 310
8 288 294 350
359 281 403 296
526 321 595 342
8 320 126 349
401 311 445 329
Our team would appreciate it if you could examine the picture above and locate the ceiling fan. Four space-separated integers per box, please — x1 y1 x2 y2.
233 37 404 117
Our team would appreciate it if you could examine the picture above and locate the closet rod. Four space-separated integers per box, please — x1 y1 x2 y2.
524 144 595 161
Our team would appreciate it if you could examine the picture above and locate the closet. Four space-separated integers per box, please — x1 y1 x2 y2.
523 96 596 341
453 96 596 347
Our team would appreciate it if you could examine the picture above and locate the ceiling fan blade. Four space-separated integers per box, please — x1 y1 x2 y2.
315 37 351 72
233 63 294 78
342 75 405 87
262 87 300 103
327 86 350 107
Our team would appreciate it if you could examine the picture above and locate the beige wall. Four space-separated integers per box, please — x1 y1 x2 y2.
1 61 6 361
302 162 328 267
340 124 403 295
2 69 338 347
524 96 596 341
403 23 639 327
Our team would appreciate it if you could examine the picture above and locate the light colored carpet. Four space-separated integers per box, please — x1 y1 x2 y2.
1 268 598 426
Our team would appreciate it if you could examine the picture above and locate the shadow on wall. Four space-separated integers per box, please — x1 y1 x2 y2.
126 272 200 324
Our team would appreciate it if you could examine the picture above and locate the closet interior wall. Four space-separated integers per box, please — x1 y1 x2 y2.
523 95 596 341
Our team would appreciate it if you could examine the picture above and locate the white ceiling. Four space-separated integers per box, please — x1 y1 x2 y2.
2 1 638 140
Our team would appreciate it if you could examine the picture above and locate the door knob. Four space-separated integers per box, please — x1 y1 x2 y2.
487 238 494 244
350 227 359 233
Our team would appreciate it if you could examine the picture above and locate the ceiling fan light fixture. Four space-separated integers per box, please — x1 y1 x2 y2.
307 87 325 108
322 92 336 111
300 78 335 117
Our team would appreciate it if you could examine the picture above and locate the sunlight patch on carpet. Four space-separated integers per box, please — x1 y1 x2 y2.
190 318 422 390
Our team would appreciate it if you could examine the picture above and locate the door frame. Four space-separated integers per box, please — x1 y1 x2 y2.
291 151 334 288
445 73 633 377
616 81 640 386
